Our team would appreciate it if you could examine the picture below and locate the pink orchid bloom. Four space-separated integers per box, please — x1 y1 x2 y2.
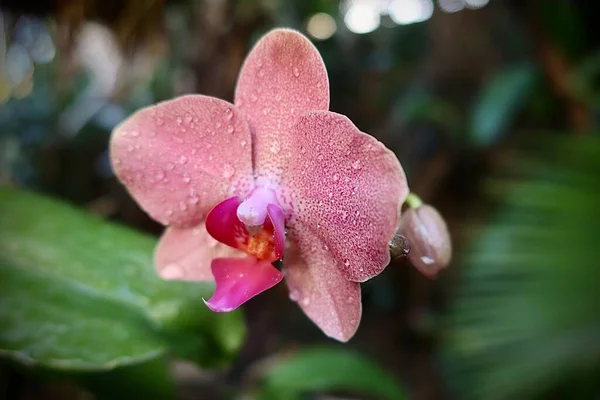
110 28 408 341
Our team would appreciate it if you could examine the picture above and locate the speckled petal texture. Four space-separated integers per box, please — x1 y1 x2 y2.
154 223 246 281
283 111 408 282
234 29 329 179
110 95 253 228
285 221 362 342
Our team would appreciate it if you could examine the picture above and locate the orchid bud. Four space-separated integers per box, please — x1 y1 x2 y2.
399 204 451 278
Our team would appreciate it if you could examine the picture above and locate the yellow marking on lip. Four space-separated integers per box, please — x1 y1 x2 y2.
240 228 276 261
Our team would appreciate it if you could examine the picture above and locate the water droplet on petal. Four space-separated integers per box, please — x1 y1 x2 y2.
269 141 280 154
347 296 354 304
258 68 265 77
156 117 165 126
226 125 235 134
184 114 192 123
293 67 300 77
222 163 235 178
263 107 271 115
240 139 247 147
352 160 362 170
127 145 134 152
251 93 258 102
344 259 350 267
179 155 188 164
301 296 310 306
275 94 282 101
166 163 175 171
179 201 188 211
224 107 233 120
162 263 184 279
131 130 140 137
183 173 191 183
176 117 182 125
155 170 165 181
289 290 300 301
188 196 199 205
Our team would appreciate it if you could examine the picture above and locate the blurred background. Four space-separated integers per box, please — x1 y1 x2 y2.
1 0 599 399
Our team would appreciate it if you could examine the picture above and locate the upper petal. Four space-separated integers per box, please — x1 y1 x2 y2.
110 95 253 228
154 222 246 281
285 222 362 342
234 28 329 179
282 111 409 282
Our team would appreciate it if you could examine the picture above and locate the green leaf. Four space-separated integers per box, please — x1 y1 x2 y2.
258 346 407 400
471 64 537 147
0 187 246 371
442 136 600 399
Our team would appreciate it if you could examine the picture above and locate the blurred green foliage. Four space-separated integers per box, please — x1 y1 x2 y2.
256 346 406 400
443 136 600 399
0 187 246 371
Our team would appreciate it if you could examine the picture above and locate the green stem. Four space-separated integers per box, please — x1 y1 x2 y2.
405 192 423 209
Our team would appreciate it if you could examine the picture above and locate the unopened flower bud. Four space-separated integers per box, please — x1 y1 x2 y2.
399 204 451 278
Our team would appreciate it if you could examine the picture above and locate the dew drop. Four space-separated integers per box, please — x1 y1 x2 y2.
301 296 310 306
240 139 247 147
262 107 271 115
166 162 175 171
275 94 282 101
156 117 165 126
179 155 188 164
300 146 306 154
222 163 235 178
131 130 140 137
127 145 134 152
421 256 435 265
184 114 192 123
114 158 122 165
183 173 191 183
269 141 281 154
224 107 233 120
188 196 199 205
352 160 362 170
179 201 188 211
226 125 235 134
258 68 265 77
176 117 182 125
289 290 300 301
347 296 354 304
293 67 300 77
162 263 184 279
344 259 350 267
155 170 165 181
251 93 258 102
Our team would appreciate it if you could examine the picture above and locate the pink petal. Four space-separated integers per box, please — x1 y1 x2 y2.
205 196 248 250
110 95 253 228
267 204 285 260
204 257 283 312
206 196 279 262
234 28 329 178
154 223 246 281
284 224 362 342
283 111 409 282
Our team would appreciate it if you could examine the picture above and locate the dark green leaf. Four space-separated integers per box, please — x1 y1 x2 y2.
471 64 537 146
259 346 406 400
0 187 246 371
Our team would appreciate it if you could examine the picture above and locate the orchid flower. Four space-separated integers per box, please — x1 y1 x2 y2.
110 28 408 341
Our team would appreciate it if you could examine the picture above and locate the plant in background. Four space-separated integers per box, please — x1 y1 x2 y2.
443 136 600 399
110 28 410 341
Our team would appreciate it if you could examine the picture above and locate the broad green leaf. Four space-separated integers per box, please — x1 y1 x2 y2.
258 346 406 400
0 187 246 371
471 64 536 146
